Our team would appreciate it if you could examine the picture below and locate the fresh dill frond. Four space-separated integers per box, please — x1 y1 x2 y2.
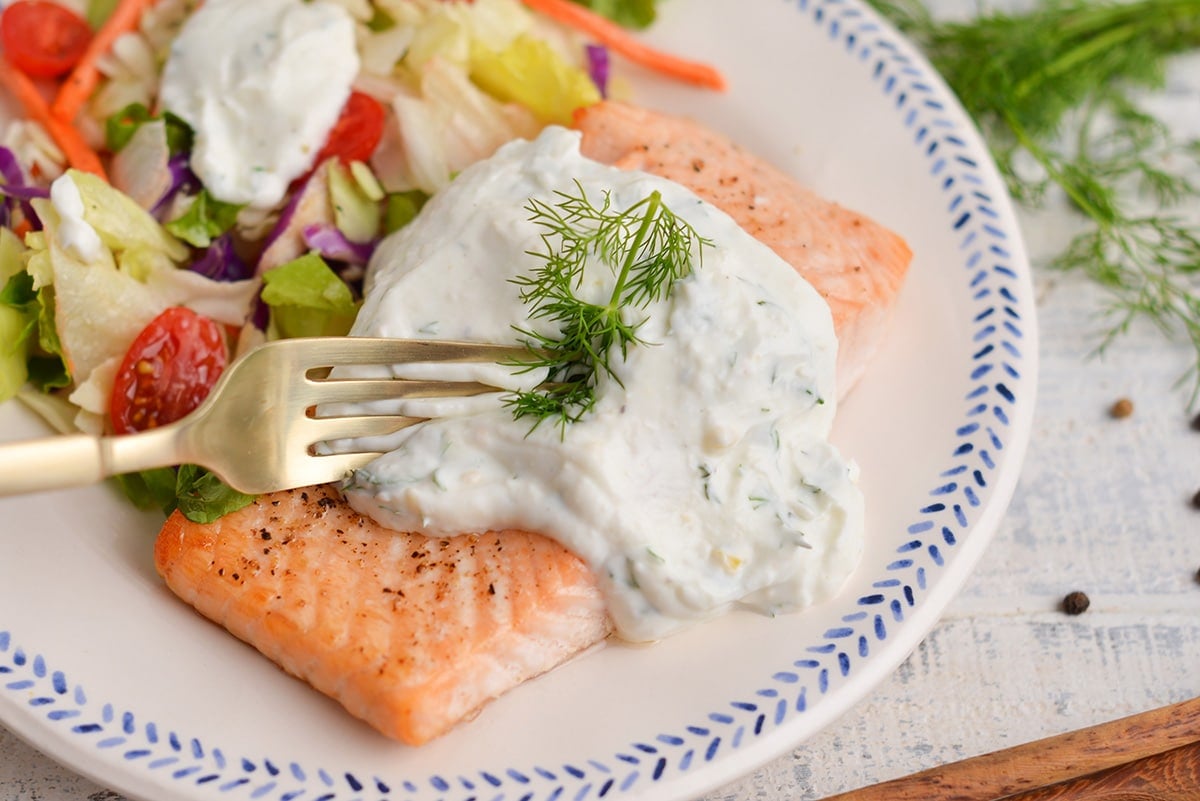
870 0 1200 405
506 182 711 433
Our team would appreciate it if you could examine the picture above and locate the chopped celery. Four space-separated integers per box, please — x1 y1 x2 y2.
328 162 383 244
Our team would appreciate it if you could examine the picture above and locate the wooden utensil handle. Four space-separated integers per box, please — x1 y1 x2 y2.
1003 740 1200 801
1003 738 1200 801
821 697 1200 800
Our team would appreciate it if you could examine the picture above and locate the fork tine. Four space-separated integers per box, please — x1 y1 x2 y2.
305 414 425 442
280 451 383 490
282 337 533 370
302 378 500 405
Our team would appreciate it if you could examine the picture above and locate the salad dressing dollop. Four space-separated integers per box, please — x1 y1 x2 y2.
344 128 864 642
158 0 358 209
49 174 102 262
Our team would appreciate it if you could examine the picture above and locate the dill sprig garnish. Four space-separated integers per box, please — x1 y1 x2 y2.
870 0 1200 405
506 182 711 432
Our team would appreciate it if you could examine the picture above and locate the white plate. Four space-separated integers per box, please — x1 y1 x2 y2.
0 1 1037 799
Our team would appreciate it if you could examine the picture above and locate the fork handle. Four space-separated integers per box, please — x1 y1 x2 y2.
0 427 181 497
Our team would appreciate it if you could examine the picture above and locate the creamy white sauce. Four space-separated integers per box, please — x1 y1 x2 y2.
49 174 102 261
158 0 358 209
344 128 864 642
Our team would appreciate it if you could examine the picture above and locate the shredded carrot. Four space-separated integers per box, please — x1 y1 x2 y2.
520 0 727 92
0 58 107 179
51 0 154 123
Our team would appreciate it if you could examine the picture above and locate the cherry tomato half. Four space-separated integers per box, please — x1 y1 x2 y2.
0 1 92 79
109 307 228 435
313 90 386 166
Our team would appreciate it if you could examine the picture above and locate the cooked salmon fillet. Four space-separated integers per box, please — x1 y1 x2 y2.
574 101 912 397
155 104 907 743
154 485 612 745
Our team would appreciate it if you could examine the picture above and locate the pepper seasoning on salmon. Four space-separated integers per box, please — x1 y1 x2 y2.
155 102 910 743
574 100 913 398
154 485 612 745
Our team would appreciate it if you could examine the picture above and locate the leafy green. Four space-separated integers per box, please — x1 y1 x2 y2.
165 189 243 249
114 467 181 514
68 170 191 270
869 0 1200 404
0 252 31 399
31 287 67 387
86 0 120 29
570 0 658 29
506 183 710 433
0 271 68 397
0 225 22 284
1 268 37 333
174 465 256 523
260 252 359 338
105 102 194 155
366 6 395 32
26 354 71 392
384 190 429 234
0 305 29 402
116 465 255 522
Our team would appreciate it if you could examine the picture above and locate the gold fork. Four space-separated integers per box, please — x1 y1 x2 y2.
0 337 533 497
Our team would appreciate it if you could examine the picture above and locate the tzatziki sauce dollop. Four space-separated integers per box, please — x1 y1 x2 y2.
49 173 102 262
343 127 864 642
158 0 358 209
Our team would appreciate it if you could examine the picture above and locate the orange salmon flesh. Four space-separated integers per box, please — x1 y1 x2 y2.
155 103 912 743
155 485 611 745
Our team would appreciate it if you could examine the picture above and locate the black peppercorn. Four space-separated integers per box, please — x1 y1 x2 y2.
1062 591 1090 615
1191 412 1200 432
1192 489 1200 510
1110 398 1134 419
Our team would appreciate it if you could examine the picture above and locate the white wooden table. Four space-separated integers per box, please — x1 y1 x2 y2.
3 2 1199 799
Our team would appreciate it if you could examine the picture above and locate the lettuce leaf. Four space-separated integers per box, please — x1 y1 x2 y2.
0 305 29 402
67 170 191 275
114 467 180 514
389 58 540 195
165 189 244 249
570 0 658 29
260 252 359 338
471 35 601 125
115 464 255 523
0 270 68 399
174 465 256 523
106 102 194 156
0 228 31 400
